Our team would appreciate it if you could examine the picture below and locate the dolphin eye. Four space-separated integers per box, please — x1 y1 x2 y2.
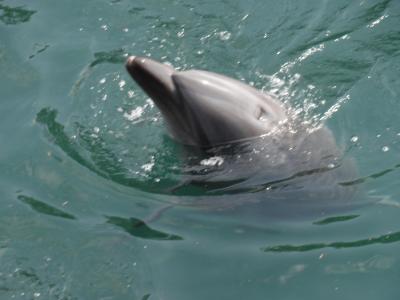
257 108 269 121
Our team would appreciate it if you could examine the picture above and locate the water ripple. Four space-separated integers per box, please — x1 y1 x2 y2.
17 194 76 220
106 216 183 241
0 3 36 25
263 230 400 252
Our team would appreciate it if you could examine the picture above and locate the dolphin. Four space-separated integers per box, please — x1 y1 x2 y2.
126 56 288 147
125 56 359 219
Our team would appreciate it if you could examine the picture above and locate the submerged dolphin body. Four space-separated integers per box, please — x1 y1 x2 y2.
125 56 358 219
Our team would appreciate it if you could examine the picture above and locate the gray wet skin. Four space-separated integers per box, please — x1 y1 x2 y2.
126 56 287 147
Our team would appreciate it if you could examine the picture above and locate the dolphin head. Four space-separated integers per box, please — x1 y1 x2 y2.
126 56 287 147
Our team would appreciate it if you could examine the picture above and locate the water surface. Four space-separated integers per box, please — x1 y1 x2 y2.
1 0 400 299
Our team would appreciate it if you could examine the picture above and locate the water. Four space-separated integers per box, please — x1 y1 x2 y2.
1 0 400 299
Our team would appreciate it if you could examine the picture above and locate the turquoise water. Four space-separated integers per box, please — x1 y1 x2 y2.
1 0 400 299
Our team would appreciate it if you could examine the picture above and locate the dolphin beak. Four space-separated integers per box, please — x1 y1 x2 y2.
125 56 177 107
126 56 196 143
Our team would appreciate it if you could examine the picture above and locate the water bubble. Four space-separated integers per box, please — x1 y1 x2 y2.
177 28 185 38
200 156 224 167
217 31 231 41
350 136 359 143
141 156 155 172
119 80 126 89
141 162 154 172
123 107 144 121
146 98 154 108
127 90 135 98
